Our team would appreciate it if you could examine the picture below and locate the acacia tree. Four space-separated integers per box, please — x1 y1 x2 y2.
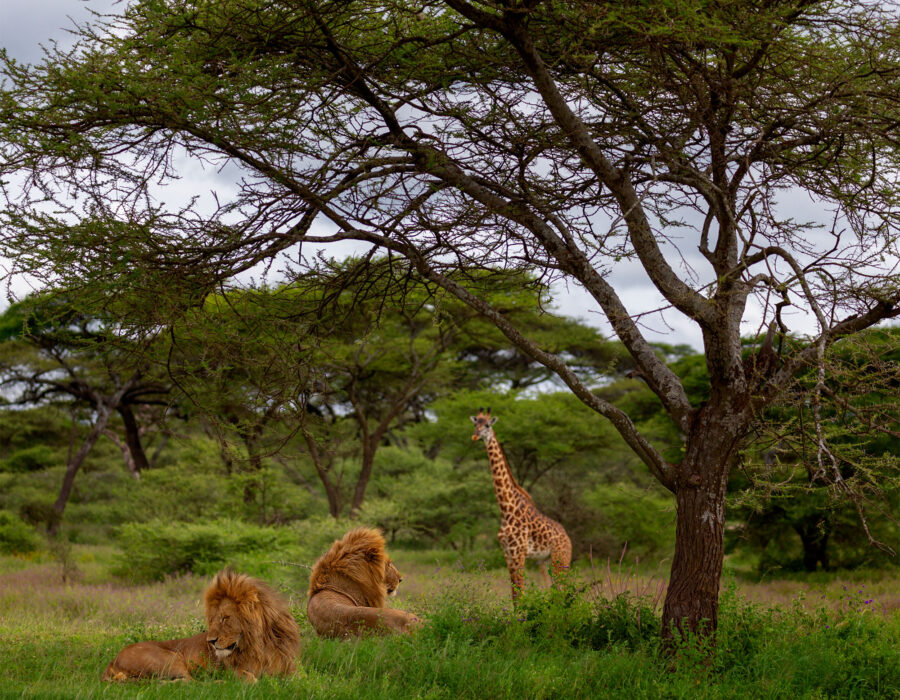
0 296 171 530
2 1 899 639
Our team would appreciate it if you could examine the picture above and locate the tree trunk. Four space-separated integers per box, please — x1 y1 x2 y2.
796 516 831 572
148 432 168 468
103 428 141 479
349 438 377 517
662 476 728 639
300 426 342 517
662 403 746 641
50 404 114 535
118 404 150 474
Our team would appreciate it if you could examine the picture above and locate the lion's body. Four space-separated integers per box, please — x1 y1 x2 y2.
306 528 421 638
101 632 210 681
102 569 300 682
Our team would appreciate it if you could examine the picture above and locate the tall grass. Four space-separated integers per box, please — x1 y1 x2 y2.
1 548 898 699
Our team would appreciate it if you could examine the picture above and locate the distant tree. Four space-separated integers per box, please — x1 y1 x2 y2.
166 263 613 517
0 296 171 531
3 0 899 641
731 328 900 571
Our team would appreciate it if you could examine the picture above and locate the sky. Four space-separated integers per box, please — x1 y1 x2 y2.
2 1 892 353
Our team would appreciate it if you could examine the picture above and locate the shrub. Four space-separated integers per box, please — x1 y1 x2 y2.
579 482 675 560
0 510 41 554
111 518 283 582
1 445 59 473
227 468 315 525
517 577 661 651
292 515 363 564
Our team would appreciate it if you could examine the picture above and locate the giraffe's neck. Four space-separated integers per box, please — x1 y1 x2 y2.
484 431 523 516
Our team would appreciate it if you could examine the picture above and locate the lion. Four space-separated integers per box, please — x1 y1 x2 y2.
102 568 300 682
306 528 422 638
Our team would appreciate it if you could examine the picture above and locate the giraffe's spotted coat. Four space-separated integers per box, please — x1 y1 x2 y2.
471 409 573 599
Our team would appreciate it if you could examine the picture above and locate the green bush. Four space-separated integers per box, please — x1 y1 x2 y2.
292 515 365 564
111 518 284 582
1 445 59 472
364 447 494 551
0 510 41 554
579 482 675 560
227 467 315 524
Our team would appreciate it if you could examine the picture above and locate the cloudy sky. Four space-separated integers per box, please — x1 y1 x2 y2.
3 1 886 353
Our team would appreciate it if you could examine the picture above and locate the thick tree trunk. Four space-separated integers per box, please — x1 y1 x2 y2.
662 402 746 641
796 516 831 572
118 404 150 474
663 476 728 639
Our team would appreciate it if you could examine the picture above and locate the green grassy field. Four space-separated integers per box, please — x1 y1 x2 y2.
2 547 899 700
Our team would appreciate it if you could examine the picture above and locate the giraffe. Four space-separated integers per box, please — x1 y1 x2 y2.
471 408 572 599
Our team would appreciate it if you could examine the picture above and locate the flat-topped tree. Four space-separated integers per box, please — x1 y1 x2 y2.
2 1 899 641
0 295 172 531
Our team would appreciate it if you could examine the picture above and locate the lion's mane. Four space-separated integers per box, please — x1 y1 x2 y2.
102 568 300 682
306 528 421 638
205 568 301 679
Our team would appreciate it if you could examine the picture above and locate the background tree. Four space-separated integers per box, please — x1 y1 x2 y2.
0 296 171 531
2 0 899 640
730 327 900 572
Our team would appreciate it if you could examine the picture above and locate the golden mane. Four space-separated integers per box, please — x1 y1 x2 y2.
205 568 301 679
306 528 421 638
102 568 300 682
308 527 389 608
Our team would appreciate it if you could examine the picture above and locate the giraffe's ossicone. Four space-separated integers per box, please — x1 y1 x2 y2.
471 408 573 599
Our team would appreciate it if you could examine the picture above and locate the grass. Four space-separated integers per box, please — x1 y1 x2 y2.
1 546 899 699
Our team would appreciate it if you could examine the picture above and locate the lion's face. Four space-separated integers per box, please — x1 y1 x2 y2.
385 560 402 597
207 598 246 660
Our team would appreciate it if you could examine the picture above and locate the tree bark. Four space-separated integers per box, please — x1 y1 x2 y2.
349 437 377 517
103 428 141 479
662 402 747 640
301 425 342 518
117 404 150 474
50 403 115 535
796 516 831 572
663 477 729 639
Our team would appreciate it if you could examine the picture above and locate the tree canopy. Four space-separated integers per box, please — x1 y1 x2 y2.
2 0 899 640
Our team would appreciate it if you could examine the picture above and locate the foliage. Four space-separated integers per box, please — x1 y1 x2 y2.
2 0 900 640
416 389 617 487
111 518 289 582
362 446 494 550
0 444 60 473
0 510 41 555
578 483 675 561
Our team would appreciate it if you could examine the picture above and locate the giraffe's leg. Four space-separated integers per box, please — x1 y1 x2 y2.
498 529 526 600
550 532 573 581
537 558 551 587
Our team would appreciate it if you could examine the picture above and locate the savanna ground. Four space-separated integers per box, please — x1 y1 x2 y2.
2 545 899 700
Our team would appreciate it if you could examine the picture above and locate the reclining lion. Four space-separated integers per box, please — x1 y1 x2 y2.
307 528 422 638
102 568 300 682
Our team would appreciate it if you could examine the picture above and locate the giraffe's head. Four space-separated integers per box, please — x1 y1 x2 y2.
470 407 497 442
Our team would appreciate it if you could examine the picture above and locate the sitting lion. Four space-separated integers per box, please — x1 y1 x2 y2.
306 528 422 638
102 568 300 682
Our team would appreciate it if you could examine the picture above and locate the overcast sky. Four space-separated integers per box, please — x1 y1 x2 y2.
3 1 885 353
